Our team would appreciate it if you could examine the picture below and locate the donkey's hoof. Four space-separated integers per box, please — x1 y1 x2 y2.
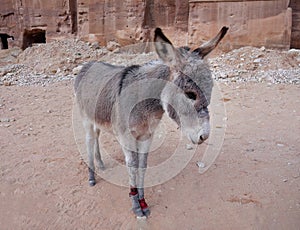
132 208 144 218
89 179 96 186
136 215 147 220
142 208 151 217
130 193 144 217
139 198 150 217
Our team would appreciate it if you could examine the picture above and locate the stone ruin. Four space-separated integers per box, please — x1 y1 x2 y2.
0 0 299 51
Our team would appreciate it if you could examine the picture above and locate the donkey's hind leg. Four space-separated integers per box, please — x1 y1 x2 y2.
94 126 105 170
84 120 97 186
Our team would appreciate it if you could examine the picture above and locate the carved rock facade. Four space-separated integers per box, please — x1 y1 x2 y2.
0 0 299 50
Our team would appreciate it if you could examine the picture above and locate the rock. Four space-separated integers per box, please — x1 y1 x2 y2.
260 46 266 51
288 48 300 55
3 81 11 86
287 49 300 62
0 118 10 122
186 144 193 150
106 41 121 52
253 58 262 63
197 162 205 168
227 72 237 78
91 42 100 49
72 65 83 75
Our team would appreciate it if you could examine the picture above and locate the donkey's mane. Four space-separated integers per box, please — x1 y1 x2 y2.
118 65 141 95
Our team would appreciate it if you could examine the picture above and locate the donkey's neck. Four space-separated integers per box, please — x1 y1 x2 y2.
118 62 170 97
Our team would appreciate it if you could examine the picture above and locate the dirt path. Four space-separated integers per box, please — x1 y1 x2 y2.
0 81 299 229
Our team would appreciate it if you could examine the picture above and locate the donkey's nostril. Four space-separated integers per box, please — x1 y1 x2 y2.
199 134 209 142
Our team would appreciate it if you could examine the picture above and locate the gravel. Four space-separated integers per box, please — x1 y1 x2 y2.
0 40 299 86
209 46 300 85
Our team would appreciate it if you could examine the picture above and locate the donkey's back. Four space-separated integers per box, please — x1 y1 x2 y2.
74 61 125 127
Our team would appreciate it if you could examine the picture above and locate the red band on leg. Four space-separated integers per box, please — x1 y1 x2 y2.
139 198 148 209
129 187 138 196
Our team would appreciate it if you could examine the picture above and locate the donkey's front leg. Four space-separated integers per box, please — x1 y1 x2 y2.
137 152 150 217
123 148 144 217
137 139 151 217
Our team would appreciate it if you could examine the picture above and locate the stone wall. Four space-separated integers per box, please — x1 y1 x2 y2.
82 0 189 47
87 0 146 45
188 0 292 50
290 0 300 48
0 0 299 50
0 0 76 48
0 0 19 39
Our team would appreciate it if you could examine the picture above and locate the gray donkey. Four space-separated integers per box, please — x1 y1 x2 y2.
74 27 228 218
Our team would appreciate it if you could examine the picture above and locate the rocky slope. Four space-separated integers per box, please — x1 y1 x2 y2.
0 40 299 86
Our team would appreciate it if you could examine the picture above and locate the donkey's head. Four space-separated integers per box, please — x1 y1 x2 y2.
154 27 228 144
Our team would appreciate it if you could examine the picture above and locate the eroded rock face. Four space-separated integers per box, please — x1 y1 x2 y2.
0 0 299 50
0 0 75 49
85 0 189 47
290 0 300 48
188 0 292 50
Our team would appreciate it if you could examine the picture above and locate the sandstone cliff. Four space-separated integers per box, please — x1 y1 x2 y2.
0 0 299 50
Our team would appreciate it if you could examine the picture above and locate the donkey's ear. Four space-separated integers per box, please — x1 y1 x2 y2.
154 28 179 66
193 26 229 58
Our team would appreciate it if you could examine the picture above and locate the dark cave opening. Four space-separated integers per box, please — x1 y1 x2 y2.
0 33 14 49
22 29 46 50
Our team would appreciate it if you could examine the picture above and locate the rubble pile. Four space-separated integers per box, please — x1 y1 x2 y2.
0 39 299 86
0 39 108 86
209 46 300 84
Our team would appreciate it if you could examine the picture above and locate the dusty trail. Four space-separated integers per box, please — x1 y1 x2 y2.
0 81 299 229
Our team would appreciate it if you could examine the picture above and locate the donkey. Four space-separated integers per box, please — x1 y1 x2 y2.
74 27 228 218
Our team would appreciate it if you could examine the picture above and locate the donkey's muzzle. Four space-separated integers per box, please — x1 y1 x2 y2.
194 132 209 144
189 120 210 144
200 133 209 142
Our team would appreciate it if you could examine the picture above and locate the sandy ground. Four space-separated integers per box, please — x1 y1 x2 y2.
0 80 299 229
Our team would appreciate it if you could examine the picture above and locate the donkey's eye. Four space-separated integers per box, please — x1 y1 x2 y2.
185 91 197 100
